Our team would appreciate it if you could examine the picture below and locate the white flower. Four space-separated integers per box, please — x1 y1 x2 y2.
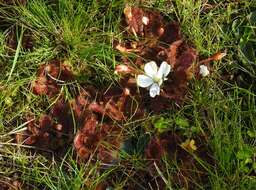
199 65 209 77
137 61 171 98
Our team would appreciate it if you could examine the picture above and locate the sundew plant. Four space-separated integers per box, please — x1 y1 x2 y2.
0 0 256 189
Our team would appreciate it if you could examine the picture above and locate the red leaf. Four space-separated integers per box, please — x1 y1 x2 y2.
199 51 226 65
24 136 37 145
166 40 183 67
31 76 49 95
159 22 181 44
124 6 145 36
105 99 126 121
114 64 134 75
31 59 73 97
39 114 52 133
145 138 165 160
124 6 165 38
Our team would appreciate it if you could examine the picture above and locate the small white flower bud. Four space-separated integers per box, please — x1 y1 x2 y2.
199 65 210 77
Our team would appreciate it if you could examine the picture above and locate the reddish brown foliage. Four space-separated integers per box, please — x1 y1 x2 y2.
24 71 144 160
0 178 22 190
145 137 165 160
22 80 137 161
71 85 143 123
116 6 225 113
15 5 221 189
31 59 73 97
89 100 126 121
114 64 135 75
145 132 214 189
1 0 27 5
16 99 74 155
115 6 199 112
199 51 227 65
72 85 144 162
73 106 122 163
102 84 145 119
123 5 178 40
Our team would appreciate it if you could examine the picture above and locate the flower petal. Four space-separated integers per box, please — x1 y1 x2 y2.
137 75 154 88
144 61 158 78
149 83 160 98
157 61 171 79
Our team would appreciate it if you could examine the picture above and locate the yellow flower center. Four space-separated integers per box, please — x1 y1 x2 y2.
152 76 161 84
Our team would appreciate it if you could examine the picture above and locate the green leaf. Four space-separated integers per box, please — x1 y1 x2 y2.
247 130 256 138
175 117 189 128
245 158 252 164
237 149 253 160
154 117 169 130
253 162 256 170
